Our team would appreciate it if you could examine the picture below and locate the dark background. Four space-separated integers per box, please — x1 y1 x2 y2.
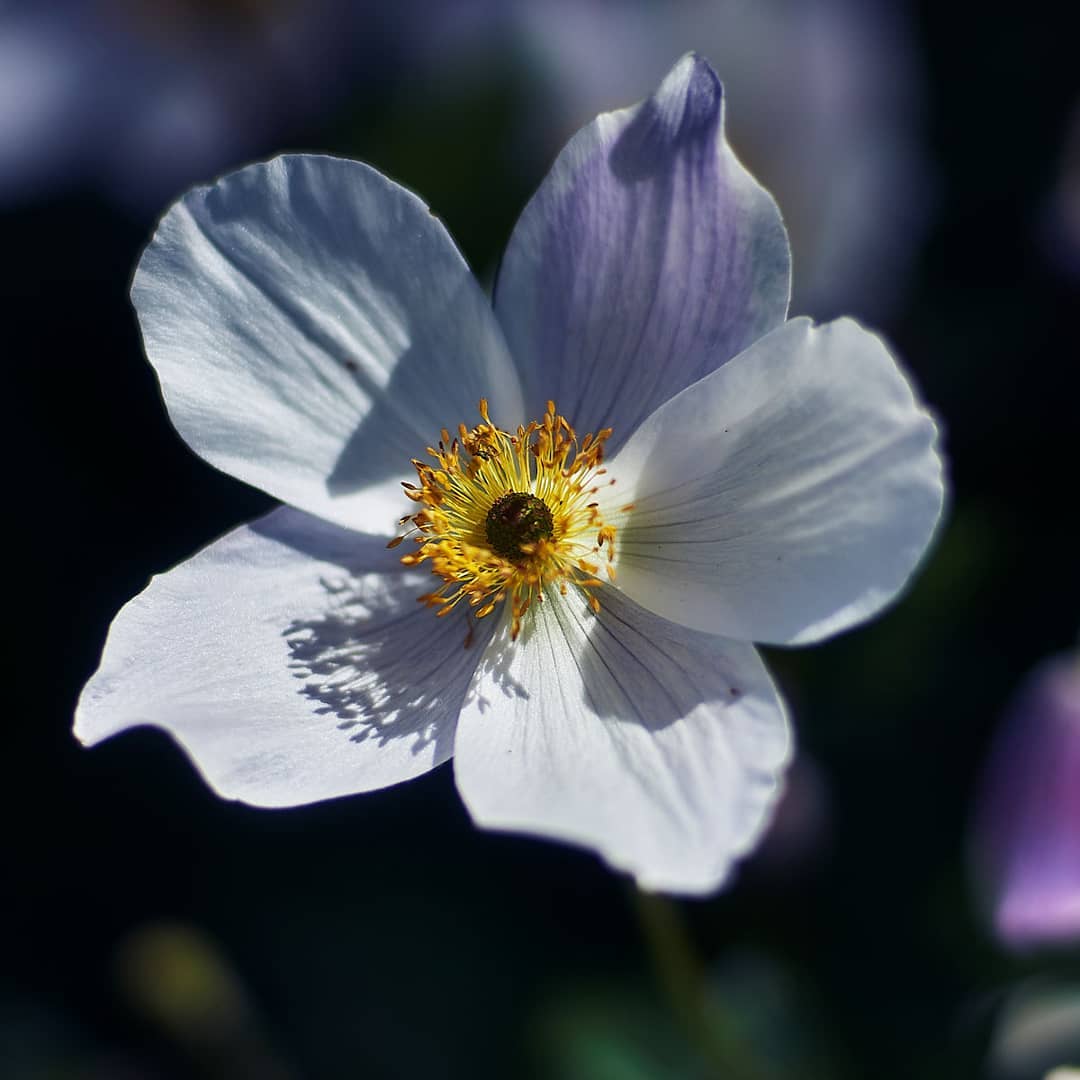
4 2 1078 1077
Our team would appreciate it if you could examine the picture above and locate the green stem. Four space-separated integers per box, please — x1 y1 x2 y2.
632 887 772 1080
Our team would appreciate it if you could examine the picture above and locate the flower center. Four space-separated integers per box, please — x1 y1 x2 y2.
485 492 555 561
390 400 618 640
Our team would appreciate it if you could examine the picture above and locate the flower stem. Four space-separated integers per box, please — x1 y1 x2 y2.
632 886 772 1080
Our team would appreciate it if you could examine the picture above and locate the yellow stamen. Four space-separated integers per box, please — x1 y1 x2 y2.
391 401 617 641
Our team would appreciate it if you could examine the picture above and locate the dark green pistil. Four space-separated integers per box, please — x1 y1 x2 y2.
485 492 555 562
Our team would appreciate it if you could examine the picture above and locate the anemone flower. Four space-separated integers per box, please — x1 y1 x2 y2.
75 55 944 894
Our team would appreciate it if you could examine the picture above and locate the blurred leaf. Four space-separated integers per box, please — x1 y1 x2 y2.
529 982 711 1080
114 922 293 1080
328 61 533 276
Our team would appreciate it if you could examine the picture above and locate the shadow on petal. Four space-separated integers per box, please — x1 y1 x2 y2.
581 586 762 731
249 514 488 766
608 54 723 181
325 251 521 502
464 621 531 718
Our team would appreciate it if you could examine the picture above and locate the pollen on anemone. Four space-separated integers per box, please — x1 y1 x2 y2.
395 399 619 639
74 54 946 894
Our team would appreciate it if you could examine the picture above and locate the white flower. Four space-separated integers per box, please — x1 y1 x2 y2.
75 55 945 894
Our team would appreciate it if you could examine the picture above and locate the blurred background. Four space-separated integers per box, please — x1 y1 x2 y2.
4 0 1079 1076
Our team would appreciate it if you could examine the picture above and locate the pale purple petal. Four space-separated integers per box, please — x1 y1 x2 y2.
75 508 490 806
494 52 790 452
508 0 932 321
972 653 1080 950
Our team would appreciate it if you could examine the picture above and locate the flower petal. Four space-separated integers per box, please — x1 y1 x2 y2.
453 587 791 895
610 317 945 645
75 508 489 806
493 52 790 452
132 153 523 534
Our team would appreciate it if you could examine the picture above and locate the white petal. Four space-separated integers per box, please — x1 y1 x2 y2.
454 587 791 895
132 154 523 534
610 317 945 645
75 508 488 806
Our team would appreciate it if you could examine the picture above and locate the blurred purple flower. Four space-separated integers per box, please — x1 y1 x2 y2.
750 756 831 876
972 652 1080 951
0 0 394 212
508 0 934 320
1041 102 1080 279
